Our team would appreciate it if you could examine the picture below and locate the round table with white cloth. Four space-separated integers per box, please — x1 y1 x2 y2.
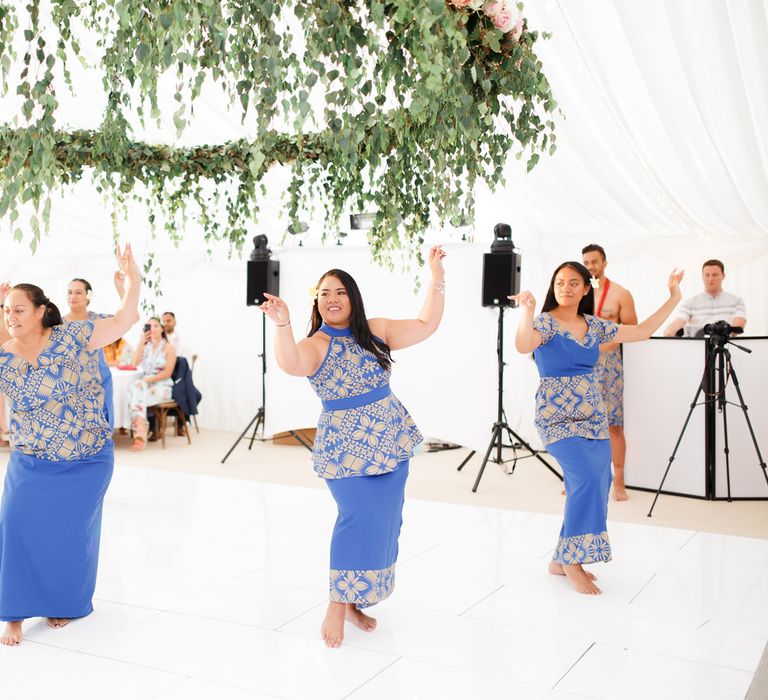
110 367 138 430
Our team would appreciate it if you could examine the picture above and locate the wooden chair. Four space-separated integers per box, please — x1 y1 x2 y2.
190 354 199 434
149 401 192 449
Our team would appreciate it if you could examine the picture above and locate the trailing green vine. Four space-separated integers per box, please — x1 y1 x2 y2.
0 0 557 263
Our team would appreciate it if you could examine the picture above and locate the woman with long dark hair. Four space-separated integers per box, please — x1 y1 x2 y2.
0 245 141 645
259 246 446 647
511 261 683 594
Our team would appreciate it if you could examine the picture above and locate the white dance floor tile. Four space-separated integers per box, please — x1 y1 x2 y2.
555 643 754 700
344 657 550 699
1 464 764 699
280 601 591 688
22 600 161 652
0 640 183 699
84 611 397 699
156 678 280 699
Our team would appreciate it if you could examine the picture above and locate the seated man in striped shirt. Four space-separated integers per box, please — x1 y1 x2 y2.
663 259 746 337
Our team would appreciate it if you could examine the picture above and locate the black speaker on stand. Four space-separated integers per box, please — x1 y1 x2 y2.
456 223 562 491
221 236 310 463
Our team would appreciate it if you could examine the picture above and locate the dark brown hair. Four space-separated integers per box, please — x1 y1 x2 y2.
702 259 724 273
541 262 595 317
581 243 606 261
11 283 63 328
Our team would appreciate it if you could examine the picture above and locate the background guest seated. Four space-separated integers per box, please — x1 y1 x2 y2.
127 318 176 450
664 259 746 337
161 311 188 357
103 337 133 367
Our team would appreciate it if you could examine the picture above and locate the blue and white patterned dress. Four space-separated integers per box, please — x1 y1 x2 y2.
308 325 422 478
70 310 114 429
0 320 114 621
308 323 422 608
594 346 624 427
533 312 619 565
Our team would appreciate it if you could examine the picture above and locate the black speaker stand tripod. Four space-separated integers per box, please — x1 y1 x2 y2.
221 314 312 464
457 305 562 492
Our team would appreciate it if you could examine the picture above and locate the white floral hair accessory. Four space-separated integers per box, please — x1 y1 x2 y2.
86 289 93 302
589 277 599 290
309 285 319 301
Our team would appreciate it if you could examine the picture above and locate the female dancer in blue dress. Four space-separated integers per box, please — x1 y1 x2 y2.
63 274 126 429
511 262 683 594
260 246 446 647
0 244 141 645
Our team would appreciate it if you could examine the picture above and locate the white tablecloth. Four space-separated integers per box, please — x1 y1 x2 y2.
110 367 138 430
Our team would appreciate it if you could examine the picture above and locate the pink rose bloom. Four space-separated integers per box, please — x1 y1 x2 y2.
484 1 524 37
483 1 504 19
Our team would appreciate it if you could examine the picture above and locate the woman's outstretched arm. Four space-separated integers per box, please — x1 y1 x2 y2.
509 290 542 353
259 294 324 376
615 270 684 344
368 245 446 351
89 244 141 350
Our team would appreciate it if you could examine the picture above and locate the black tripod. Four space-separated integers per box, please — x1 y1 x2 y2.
648 335 768 516
221 314 312 464
457 305 562 492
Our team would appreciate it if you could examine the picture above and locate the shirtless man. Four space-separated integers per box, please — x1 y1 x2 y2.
582 244 637 501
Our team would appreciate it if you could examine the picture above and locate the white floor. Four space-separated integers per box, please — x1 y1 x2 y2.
0 464 765 700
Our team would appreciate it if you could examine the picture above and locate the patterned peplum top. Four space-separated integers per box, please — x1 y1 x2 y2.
308 324 422 479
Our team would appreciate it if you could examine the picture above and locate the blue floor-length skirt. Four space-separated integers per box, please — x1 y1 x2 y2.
324 460 409 609
0 443 114 621
547 437 612 564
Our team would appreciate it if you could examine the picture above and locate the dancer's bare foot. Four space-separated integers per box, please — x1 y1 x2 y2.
345 604 377 632
47 618 71 629
612 471 629 501
321 602 345 648
562 563 602 594
548 561 597 581
1 621 23 646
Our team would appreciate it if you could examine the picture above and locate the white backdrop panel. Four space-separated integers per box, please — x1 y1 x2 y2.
624 340 706 497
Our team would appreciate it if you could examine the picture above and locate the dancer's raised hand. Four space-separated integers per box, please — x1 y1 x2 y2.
667 269 684 299
260 293 291 327
427 245 446 280
509 290 536 310
116 243 141 289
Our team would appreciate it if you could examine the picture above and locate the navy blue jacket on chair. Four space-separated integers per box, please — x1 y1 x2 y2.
171 356 202 421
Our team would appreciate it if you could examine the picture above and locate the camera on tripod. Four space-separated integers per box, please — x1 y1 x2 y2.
703 320 743 344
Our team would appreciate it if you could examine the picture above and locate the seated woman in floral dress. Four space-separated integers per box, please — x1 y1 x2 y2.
127 317 176 450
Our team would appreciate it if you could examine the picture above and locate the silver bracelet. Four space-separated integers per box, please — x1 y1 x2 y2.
431 280 446 294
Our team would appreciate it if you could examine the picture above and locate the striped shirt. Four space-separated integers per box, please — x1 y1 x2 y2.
673 290 746 335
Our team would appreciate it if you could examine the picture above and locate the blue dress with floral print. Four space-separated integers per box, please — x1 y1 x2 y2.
72 310 115 429
308 323 421 609
532 312 619 566
308 324 422 479
0 320 114 621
